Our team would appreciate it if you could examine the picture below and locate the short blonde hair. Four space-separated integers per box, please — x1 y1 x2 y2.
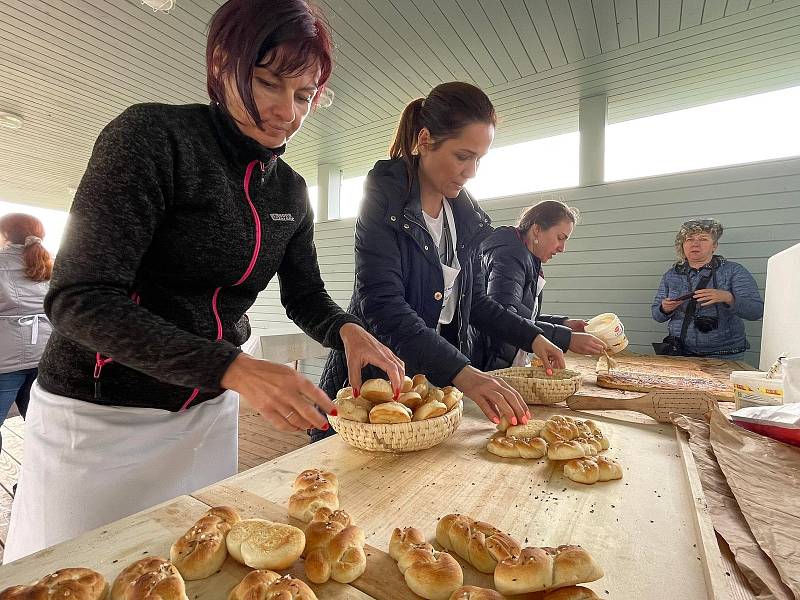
675 218 723 261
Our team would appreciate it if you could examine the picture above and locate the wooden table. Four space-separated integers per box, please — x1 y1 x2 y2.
0 355 758 599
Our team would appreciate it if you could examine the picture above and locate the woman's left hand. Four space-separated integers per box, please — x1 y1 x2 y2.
564 319 588 332
339 323 405 397
694 288 734 307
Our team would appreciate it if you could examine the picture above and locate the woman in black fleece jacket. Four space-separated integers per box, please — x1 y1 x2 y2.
4 0 403 562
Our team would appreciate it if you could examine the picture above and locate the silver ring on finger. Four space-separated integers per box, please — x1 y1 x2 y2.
284 410 295 420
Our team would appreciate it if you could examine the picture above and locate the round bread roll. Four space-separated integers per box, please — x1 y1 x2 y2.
360 378 394 403
401 376 414 393
411 374 430 398
369 401 412 424
595 456 623 481
547 439 588 461
1 568 108 600
487 435 547 460
336 386 354 401
563 458 600 485
398 391 425 410
337 396 371 423
226 519 305 570
304 508 366 584
544 586 601 599
413 401 448 421
505 419 547 439
494 545 603 595
441 387 463 411
170 506 241 580
448 586 503 600
227 570 317 600
111 557 187 600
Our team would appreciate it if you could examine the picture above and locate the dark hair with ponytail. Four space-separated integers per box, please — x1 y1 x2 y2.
389 82 497 179
516 200 579 235
0 213 53 282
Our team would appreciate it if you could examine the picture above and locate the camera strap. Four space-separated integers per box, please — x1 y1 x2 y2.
678 268 715 345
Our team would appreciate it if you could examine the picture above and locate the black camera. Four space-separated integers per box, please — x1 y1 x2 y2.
693 315 719 333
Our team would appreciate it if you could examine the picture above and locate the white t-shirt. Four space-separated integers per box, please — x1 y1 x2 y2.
422 201 460 325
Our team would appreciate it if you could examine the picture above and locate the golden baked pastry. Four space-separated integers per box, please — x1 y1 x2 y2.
1 568 108 600
170 506 241 580
226 519 305 570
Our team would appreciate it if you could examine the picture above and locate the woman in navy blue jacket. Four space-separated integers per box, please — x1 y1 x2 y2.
319 82 565 430
470 201 606 371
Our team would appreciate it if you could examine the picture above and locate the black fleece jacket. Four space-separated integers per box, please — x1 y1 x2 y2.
38 103 360 411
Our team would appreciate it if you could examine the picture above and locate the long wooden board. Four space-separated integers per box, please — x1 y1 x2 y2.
192 403 729 600
0 495 370 599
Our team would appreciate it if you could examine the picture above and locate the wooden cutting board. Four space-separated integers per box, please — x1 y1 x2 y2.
592 354 735 401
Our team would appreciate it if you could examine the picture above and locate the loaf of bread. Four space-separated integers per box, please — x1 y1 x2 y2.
412 374 430 398
304 507 366 584
111 557 188 600
227 570 317 600
564 457 623 485
413 400 448 421
436 514 521 573
337 396 372 423
288 469 339 522
398 391 425 410
390 527 463 600
506 419 547 438
441 387 463 411
447 586 503 600
369 401 412 424
170 505 241 580
336 386 354 400
401 376 414 393
360 378 394 403
494 545 603 595
226 519 305 570
487 435 548 459
0 568 108 600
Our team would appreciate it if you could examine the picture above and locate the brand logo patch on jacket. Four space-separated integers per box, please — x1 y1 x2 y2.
270 213 295 222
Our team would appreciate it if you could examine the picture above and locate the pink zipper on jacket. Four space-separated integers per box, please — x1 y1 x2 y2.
179 158 268 411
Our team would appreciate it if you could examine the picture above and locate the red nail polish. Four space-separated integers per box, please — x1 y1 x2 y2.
521 415 529 424
353 388 360 398
511 416 518 426
546 368 553 376
330 408 338 417
322 423 330 431
491 416 500 424
393 387 400 400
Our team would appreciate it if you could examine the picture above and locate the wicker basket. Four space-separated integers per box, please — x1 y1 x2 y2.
489 367 583 405
328 401 463 452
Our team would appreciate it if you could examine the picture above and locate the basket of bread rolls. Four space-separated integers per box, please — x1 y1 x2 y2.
488 366 582 405
329 374 463 452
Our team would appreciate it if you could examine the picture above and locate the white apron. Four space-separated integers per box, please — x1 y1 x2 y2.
512 275 547 367
3 382 239 564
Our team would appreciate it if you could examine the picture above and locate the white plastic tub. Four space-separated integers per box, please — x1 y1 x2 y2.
730 371 784 409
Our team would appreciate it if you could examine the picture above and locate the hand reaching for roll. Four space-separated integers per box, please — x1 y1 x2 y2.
531 335 566 374
453 366 530 426
221 354 334 433
339 323 406 398
567 333 606 356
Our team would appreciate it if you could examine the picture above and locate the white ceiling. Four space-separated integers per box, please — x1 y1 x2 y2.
1 0 799 209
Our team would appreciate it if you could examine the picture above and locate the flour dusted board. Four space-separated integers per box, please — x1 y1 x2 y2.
193 403 728 600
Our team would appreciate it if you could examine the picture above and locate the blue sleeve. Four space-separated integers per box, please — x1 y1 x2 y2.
727 264 764 321
651 273 671 323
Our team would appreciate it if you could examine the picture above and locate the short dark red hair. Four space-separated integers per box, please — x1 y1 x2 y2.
0 213 53 282
206 0 334 127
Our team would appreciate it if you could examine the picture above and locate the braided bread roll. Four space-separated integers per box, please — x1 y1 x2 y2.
435 514 521 573
486 435 548 459
111 557 188 600
0 568 108 600
304 508 366 584
564 457 623 485
390 527 463 600
288 469 339 522
448 586 599 600
494 545 603 595
170 506 240 580
227 570 317 600
447 586 503 600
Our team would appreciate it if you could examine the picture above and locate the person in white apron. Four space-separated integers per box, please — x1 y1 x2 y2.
318 82 566 436
4 0 405 563
0 216 53 453
471 200 607 372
